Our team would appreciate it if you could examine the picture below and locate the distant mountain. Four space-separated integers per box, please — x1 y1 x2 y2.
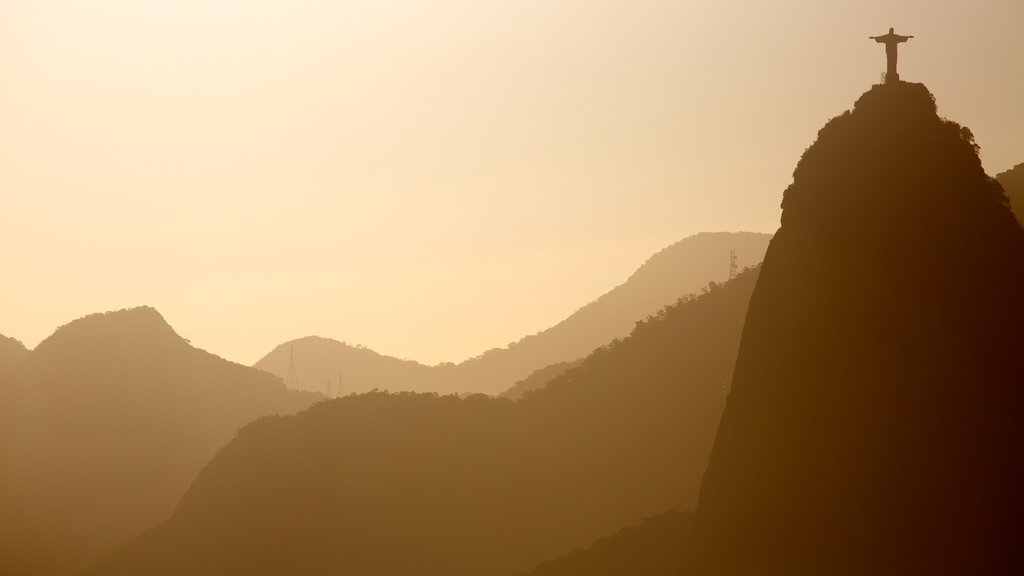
518 510 690 576
87 268 760 576
0 308 319 576
688 83 1024 575
256 231 771 396
498 358 584 400
255 336 441 396
0 334 28 375
996 162 1024 224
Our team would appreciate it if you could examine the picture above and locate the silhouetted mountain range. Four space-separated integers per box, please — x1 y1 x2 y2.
687 82 1024 575
0 308 319 576
86 266 760 576
255 232 770 396
996 162 1024 225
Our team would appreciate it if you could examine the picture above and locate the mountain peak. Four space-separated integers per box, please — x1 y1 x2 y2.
852 80 937 117
28 307 186 365
780 82 1014 252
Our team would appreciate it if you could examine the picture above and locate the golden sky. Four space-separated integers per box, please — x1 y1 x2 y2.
2 0 1021 365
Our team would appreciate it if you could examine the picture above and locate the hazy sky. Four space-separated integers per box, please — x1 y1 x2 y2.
2 0 1021 365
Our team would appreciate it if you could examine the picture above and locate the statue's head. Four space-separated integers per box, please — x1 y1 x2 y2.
889 27 895 33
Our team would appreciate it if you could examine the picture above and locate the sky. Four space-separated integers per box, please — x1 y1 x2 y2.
2 0 1022 365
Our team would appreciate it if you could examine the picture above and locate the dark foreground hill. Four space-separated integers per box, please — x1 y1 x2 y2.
255 232 770 396
996 162 1024 224
0 308 319 576
87 267 760 576
687 82 1024 575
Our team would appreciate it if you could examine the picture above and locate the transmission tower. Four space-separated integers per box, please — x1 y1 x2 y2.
729 248 738 280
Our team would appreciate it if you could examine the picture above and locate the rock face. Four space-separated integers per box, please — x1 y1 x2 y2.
688 82 1024 575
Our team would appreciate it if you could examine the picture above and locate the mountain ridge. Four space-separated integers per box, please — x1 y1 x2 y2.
255 231 771 396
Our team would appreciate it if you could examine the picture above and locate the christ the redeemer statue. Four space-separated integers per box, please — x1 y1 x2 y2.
870 27 914 83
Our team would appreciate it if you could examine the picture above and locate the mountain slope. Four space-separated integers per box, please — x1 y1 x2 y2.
688 83 1024 575
996 162 1024 225
0 334 28 376
88 268 760 576
255 231 771 396
520 510 691 576
0 308 319 576
255 336 440 396
498 358 585 400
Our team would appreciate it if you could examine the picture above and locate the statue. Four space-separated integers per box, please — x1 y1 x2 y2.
870 28 914 83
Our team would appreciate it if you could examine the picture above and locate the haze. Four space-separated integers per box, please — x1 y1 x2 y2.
2 0 1021 365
